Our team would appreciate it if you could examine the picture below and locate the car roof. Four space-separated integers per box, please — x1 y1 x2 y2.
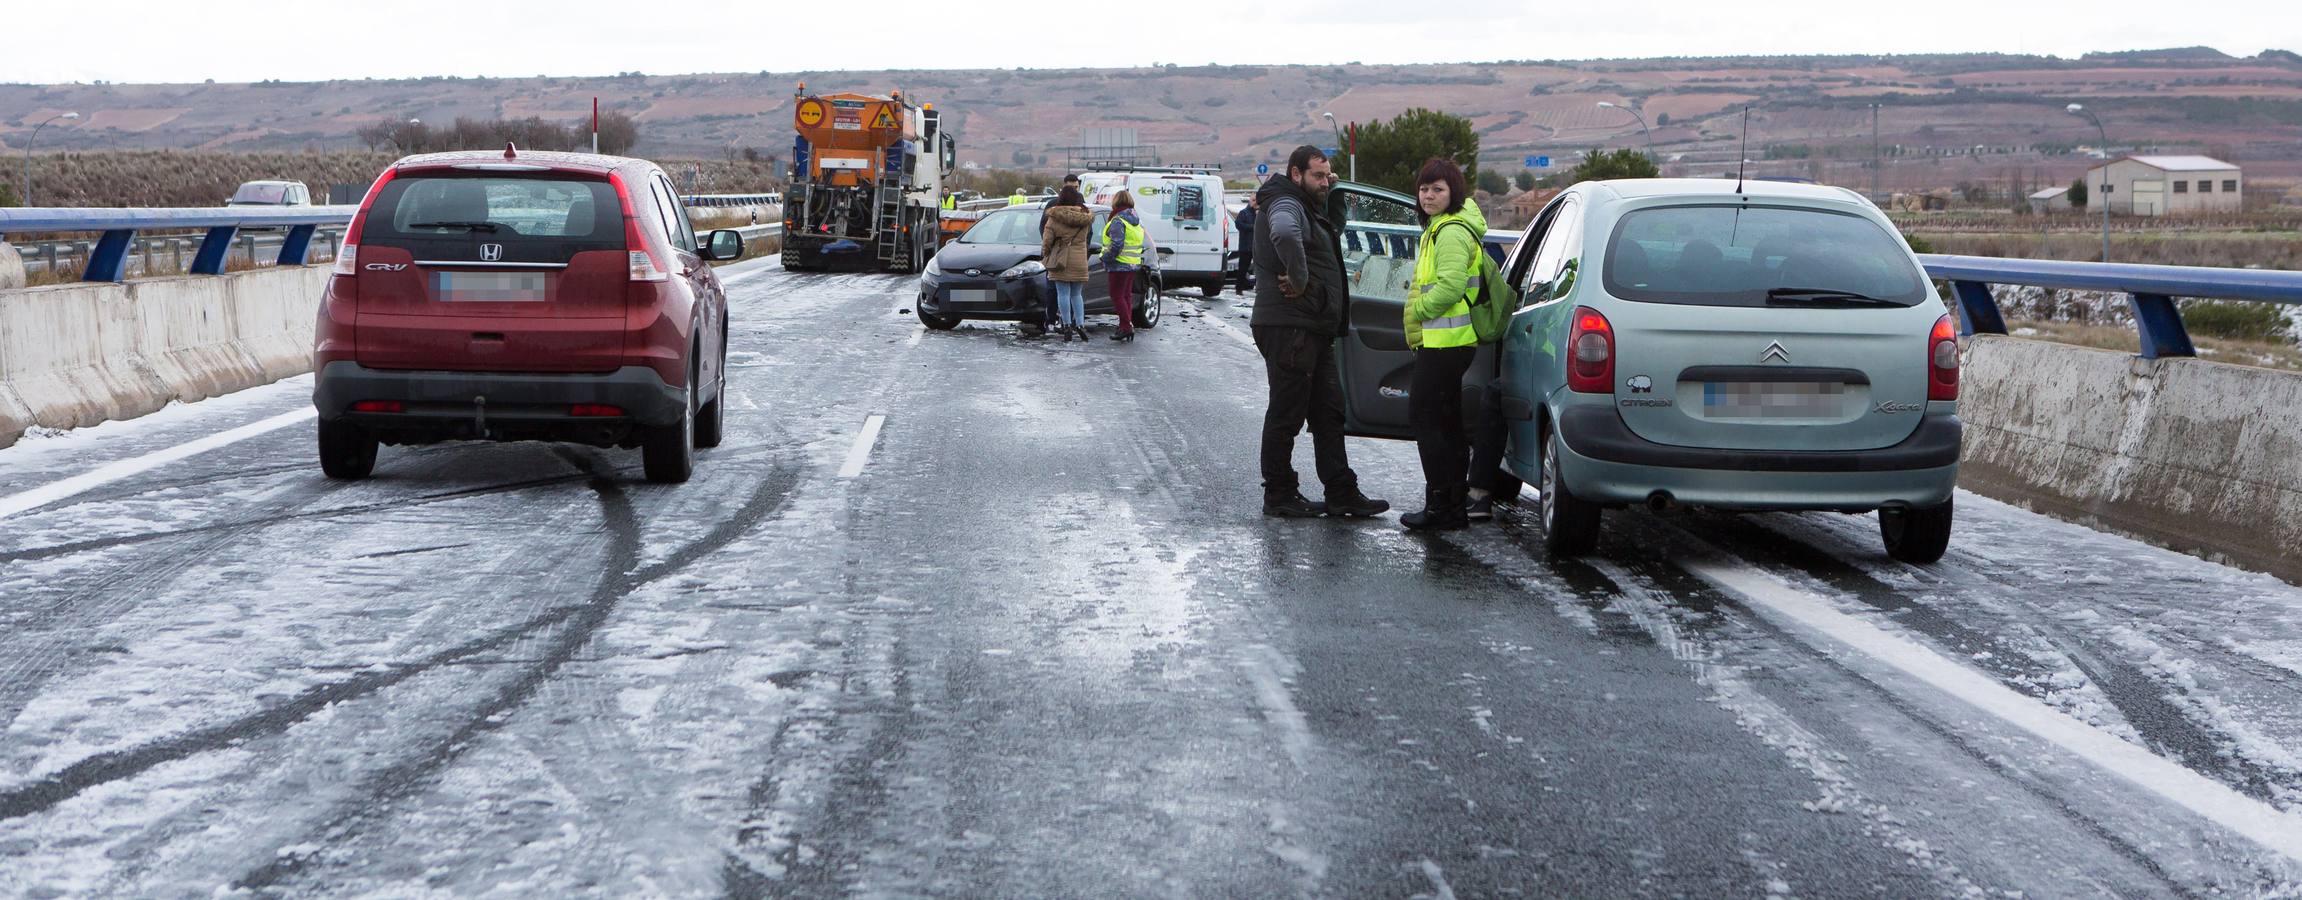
1584 177 1868 205
391 149 650 177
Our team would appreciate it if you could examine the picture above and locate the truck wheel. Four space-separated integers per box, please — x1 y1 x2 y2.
1880 497 1953 564
644 373 696 483
317 418 377 480
1539 424 1600 556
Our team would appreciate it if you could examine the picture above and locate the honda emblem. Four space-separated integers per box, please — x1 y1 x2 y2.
479 243 504 262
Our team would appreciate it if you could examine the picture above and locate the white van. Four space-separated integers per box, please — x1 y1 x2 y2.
1080 166 1230 298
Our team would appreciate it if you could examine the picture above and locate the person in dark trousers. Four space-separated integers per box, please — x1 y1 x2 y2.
1465 377 1511 520
1251 146 1389 519
1231 194 1257 295
1101 190 1144 342
1398 157 1486 531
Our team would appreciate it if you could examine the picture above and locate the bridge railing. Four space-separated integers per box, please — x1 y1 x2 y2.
1 206 360 282
1918 254 2302 359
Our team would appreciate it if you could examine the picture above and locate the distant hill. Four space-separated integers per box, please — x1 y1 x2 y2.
5 50 2301 192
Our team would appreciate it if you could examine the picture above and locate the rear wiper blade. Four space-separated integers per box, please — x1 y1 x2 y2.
407 221 500 232
1766 287 1901 306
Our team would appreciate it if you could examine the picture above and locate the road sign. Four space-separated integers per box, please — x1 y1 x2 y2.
1256 163 1269 176
794 99 826 129
1525 155 1551 169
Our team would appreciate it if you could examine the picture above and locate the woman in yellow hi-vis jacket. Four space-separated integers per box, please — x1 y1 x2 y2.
1399 157 1487 531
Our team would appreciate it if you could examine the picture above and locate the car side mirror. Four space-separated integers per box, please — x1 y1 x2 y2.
703 229 743 261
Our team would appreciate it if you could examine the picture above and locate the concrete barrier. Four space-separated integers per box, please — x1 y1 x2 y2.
1958 335 2302 583
0 242 23 291
0 265 326 448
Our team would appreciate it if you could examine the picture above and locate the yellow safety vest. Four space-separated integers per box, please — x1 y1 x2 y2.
1008 192 1027 206
941 194 956 210
1115 218 1144 266
1409 215 1481 350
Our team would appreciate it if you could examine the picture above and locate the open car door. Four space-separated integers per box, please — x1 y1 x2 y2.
1328 181 1502 439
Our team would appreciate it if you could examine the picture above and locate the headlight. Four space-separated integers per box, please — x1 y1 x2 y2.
923 255 943 277
999 260 1046 280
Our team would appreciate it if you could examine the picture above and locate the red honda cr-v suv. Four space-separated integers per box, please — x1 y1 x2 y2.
312 147 740 482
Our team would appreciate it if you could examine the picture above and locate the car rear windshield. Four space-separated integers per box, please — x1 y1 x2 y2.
1603 205 1929 307
958 208 1043 244
231 183 289 204
362 173 622 263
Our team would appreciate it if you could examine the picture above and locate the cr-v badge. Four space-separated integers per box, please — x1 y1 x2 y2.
364 262 408 271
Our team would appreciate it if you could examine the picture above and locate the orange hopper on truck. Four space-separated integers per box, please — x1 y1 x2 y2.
781 84 956 273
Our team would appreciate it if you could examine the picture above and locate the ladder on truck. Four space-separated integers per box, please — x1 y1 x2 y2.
874 143 908 267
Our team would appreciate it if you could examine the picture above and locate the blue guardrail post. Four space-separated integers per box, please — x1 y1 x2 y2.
2128 293 2197 359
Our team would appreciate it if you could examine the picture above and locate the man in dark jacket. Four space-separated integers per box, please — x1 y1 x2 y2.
1251 146 1388 519
1230 195 1257 295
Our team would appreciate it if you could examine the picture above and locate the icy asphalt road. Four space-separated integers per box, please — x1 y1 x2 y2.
4 258 2302 898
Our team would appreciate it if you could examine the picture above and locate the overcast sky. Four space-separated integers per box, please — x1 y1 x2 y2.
5 0 2296 84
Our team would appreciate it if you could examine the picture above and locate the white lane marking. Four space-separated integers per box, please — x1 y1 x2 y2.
1684 557 2302 865
836 414 886 478
0 407 317 521
904 328 924 348
1240 644 1315 773
1202 309 1257 348
1419 859 1458 900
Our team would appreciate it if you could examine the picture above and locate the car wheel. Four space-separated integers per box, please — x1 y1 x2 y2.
1198 279 1222 300
644 372 696 484
918 306 961 330
1539 423 1600 556
1880 497 1953 564
317 418 377 480
694 337 726 450
1132 282 1161 329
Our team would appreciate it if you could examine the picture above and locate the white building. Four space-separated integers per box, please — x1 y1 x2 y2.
2028 185 2074 214
2084 155 2242 216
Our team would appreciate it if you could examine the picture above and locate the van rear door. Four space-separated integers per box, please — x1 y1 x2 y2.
353 169 630 373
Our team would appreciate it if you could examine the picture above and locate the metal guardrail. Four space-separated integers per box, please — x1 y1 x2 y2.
1918 254 2302 359
683 193 781 208
1 206 359 282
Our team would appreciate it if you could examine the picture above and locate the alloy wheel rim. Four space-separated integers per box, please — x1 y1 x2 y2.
1542 432 1559 528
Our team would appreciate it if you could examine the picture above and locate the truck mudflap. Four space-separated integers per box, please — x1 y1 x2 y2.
781 234 882 273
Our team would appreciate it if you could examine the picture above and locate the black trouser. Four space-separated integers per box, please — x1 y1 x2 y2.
1233 249 1255 293
1254 325 1357 496
1410 345 1477 494
1468 376 1509 493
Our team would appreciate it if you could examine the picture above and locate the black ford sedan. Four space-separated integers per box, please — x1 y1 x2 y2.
916 204 1162 334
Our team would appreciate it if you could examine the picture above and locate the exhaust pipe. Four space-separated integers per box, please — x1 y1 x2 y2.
1647 491 1677 513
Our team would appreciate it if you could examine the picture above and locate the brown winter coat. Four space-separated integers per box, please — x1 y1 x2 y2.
1040 205 1093 284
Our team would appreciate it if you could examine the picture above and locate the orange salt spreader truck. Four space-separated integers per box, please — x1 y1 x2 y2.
781 85 956 273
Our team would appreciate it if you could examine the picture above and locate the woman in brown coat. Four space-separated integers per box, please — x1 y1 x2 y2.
1041 187 1093 341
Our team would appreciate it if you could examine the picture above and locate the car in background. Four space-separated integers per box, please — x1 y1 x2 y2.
1331 178 1962 563
915 203 1163 334
226 180 312 207
1080 167 1226 298
312 148 744 483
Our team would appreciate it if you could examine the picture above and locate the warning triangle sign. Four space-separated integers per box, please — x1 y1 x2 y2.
871 106 896 129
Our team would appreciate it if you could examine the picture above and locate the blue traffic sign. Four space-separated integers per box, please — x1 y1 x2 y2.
1525 155 1551 169
1256 163 1269 176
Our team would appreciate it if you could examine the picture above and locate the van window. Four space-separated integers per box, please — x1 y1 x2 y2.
1172 184 1206 223
1603 205 1928 308
364 173 622 264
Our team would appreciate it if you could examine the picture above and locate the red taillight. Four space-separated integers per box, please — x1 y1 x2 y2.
610 173 670 283
1567 306 1614 394
1928 313 1960 401
333 167 398 277
569 404 625 417
351 400 404 413
332 243 359 276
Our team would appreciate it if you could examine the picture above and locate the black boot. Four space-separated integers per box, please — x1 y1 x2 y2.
1402 487 1467 531
1325 485 1390 518
1263 488 1327 518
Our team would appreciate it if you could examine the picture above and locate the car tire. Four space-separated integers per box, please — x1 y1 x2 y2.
694 336 726 450
918 306 961 330
1198 280 1222 300
1539 423 1600 556
317 418 377 480
1132 282 1161 329
644 373 696 484
1880 497 1953 564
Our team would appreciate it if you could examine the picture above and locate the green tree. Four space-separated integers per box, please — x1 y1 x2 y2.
1352 107 1479 196
2067 178 2088 209
1475 169 1510 195
0 181 19 208
1568 148 1659 184
1512 171 1537 191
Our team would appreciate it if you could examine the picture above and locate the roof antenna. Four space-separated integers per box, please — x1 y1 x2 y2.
1735 107 1749 195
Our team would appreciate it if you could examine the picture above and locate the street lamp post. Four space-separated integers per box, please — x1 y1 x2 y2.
1320 112 1355 182
1595 102 1656 170
2066 103 2112 263
1870 103 1881 200
21 111 79 206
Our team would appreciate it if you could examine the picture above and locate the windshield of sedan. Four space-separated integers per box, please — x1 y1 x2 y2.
1603 205 1929 307
958 208 1043 245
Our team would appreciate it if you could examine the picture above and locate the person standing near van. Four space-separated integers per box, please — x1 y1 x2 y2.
1231 194 1257 296
1398 158 1486 531
1102 191 1144 343
1251 146 1388 519
1037 174 1084 336
1009 188 1028 206
1041 187 1093 342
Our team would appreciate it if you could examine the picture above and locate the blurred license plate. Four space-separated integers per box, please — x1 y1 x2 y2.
435 272 547 302
1701 381 1846 418
948 289 997 304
